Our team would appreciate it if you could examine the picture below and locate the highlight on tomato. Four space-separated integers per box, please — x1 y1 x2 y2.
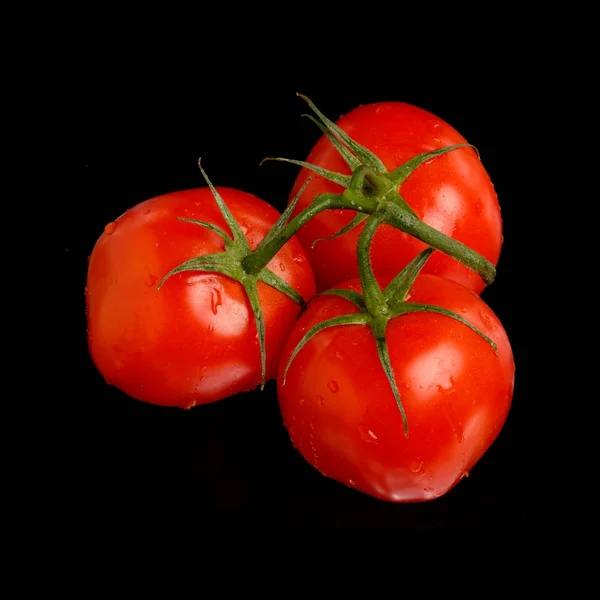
276 210 514 503
268 95 503 294
86 162 316 408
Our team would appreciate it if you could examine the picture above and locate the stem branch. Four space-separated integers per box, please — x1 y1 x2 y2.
383 201 496 285
244 193 377 274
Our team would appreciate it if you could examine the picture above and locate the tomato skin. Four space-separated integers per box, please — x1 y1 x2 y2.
277 274 514 502
289 102 502 294
86 187 315 408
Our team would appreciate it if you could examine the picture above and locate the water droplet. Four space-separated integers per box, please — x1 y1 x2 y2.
433 123 440 128
479 309 492 327
405 293 411 301
358 425 378 443
424 486 435 493
145 274 158 287
292 255 305 264
238 222 249 234
334 351 345 361
104 222 116 234
327 380 339 393
317 395 324 407
186 399 197 410
279 263 286 272
438 375 455 392
143 208 151 215
460 472 469 480
299 397 305 405
460 307 468 313
210 288 223 314
155 242 159 247
208 324 214 332
348 479 356 487
409 460 424 474
443 402 464 444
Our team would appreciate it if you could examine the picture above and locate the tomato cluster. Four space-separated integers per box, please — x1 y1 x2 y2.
86 96 515 503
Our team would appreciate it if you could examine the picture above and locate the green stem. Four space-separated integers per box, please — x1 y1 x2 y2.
383 200 496 285
356 210 387 315
243 192 378 275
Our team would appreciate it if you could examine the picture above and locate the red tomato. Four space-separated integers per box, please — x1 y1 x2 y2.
86 187 315 408
277 273 514 502
288 102 502 294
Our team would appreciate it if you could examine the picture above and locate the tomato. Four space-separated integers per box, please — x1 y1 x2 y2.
287 101 502 294
277 273 514 502
86 187 315 408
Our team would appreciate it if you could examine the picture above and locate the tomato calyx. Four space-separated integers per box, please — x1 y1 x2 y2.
282 207 497 436
262 94 496 287
158 160 309 389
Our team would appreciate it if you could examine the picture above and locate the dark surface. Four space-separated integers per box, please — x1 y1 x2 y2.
61 64 536 532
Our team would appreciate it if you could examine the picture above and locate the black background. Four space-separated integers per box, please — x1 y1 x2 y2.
60 44 538 532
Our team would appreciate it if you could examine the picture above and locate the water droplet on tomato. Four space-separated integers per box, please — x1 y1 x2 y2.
210 288 223 314
460 472 469 480
104 222 116 234
405 293 411 301
186 399 197 410
479 309 492 327
334 351 345 361
460 307 468 313
279 263 286 272
317 395 324 407
348 479 356 487
145 274 158 287
358 425 378 443
327 379 339 393
409 460 424 474
143 208 151 215
424 486 435 493
292 254 305 264
208 324 214 332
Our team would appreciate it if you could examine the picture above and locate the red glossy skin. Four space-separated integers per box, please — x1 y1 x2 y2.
86 187 316 408
277 274 514 502
289 102 502 294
